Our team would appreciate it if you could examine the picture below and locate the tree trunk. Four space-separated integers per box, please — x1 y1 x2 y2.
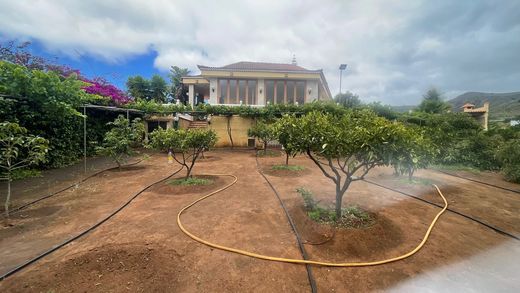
117 161 122 171
408 168 414 181
185 167 192 179
5 175 11 218
285 152 289 165
263 141 267 155
335 184 342 221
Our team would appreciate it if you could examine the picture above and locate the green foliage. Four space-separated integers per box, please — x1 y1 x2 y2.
391 126 437 179
498 139 520 183
96 115 144 169
150 74 168 103
126 75 151 100
364 102 400 120
334 91 361 108
416 88 451 114
9 169 42 180
285 109 424 219
0 122 48 216
296 187 318 211
169 66 190 100
248 121 276 154
0 61 97 167
273 115 301 164
256 150 281 157
149 128 217 178
168 177 213 186
272 165 304 171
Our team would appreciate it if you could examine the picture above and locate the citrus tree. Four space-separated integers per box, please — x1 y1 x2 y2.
149 128 217 179
96 115 144 170
274 115 301 165
248 121 276 155
287 110 422 219
0 122 48 217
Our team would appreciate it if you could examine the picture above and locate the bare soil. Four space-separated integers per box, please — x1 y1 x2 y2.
1 151 519 292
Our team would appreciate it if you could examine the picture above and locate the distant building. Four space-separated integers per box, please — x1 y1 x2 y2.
461 102 489 130
181 61 332 106
511 120 520 127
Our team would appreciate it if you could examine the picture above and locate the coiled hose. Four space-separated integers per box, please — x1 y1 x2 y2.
177 175 448 267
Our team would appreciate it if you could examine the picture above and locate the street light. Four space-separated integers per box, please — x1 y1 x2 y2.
339 64 347 95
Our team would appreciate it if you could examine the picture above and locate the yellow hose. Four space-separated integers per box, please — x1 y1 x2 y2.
177 174 448 267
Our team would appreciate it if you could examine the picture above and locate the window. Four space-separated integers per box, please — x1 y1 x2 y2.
286 81 295 104
296 81 305 104
218 79 259 104
265 80 275 104
247 80 256 105
276 81 284 104
229 80 237 104
219 79 227 104
238 80 246 104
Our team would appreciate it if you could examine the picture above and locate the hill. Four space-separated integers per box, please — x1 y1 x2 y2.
448 92 520 120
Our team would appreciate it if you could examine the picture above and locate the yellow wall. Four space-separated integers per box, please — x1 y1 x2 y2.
209 116 255 147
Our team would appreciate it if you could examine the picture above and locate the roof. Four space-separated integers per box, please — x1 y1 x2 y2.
198 61 322 73
461 103 475 108
464 108 487 113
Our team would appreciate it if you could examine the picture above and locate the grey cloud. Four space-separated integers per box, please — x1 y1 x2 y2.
0 0 518 105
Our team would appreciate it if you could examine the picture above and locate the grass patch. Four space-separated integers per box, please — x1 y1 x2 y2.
257 150 281 157
271 164 305 171
397 177 434 186
2 169 43 181
296 187 375 229
431 164 481 174
168 177 213 186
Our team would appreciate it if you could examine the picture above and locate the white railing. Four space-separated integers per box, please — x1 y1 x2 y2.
213 103 265 108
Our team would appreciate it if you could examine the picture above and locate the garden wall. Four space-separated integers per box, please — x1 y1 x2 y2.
209 116 256 147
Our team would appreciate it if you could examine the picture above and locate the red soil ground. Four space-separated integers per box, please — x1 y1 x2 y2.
0 150 519 292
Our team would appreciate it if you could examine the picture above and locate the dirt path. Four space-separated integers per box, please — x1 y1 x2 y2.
1 150 519 292
258 153 520 292
0 151 309 292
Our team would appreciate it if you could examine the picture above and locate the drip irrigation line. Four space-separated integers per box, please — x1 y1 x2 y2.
435 170 520 194
0 166 184 281
363 179 519 241
255 156 318 293
5 159 144 216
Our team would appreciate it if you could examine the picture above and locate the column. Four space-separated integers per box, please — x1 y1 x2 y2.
188 84 195 106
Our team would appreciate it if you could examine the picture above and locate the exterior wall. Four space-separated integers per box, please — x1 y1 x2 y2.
306 80 319 102
208 116 255 147
178 118 191 129
209 78 218 104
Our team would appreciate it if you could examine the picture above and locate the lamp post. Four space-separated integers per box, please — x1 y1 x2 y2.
339 64 347 95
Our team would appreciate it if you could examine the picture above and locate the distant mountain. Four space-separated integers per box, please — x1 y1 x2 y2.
448 92 520 120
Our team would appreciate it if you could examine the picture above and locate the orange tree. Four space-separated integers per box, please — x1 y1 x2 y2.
0 122 48 217
286 110 426 219
149 128 217 179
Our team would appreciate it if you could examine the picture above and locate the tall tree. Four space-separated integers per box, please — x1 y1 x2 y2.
416 88 451 114
0 122 48 217
334 91 361 108
169 66 190 100
150 74 168 103
126 76 151 100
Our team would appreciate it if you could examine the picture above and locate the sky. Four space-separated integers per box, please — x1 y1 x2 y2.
0 0 519 105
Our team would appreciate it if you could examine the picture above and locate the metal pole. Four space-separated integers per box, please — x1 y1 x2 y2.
83 106 87 174
126 109 129 120
339 69 342 95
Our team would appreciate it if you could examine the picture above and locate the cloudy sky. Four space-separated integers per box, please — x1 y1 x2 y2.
0 0 519 105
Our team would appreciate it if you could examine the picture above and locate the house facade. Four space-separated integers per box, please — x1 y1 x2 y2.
462 102 489 130
181 61 332 106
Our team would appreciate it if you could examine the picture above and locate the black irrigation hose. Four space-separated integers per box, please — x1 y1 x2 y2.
255 156 318 293
435 170 520 194
0 166 184 281
363 179 520 241
5 159 145 216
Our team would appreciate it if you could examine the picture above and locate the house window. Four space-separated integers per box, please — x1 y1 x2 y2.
219 79 227 104
265 80 306 104
276 81 284 104
218 79 258 104
265 80 275 104
296 81 305 104
286 81 295 104
238 80 246 104
247 80 257 105
229 80 237 104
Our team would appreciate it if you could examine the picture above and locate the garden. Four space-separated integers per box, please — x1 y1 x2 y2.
0 45 519 292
